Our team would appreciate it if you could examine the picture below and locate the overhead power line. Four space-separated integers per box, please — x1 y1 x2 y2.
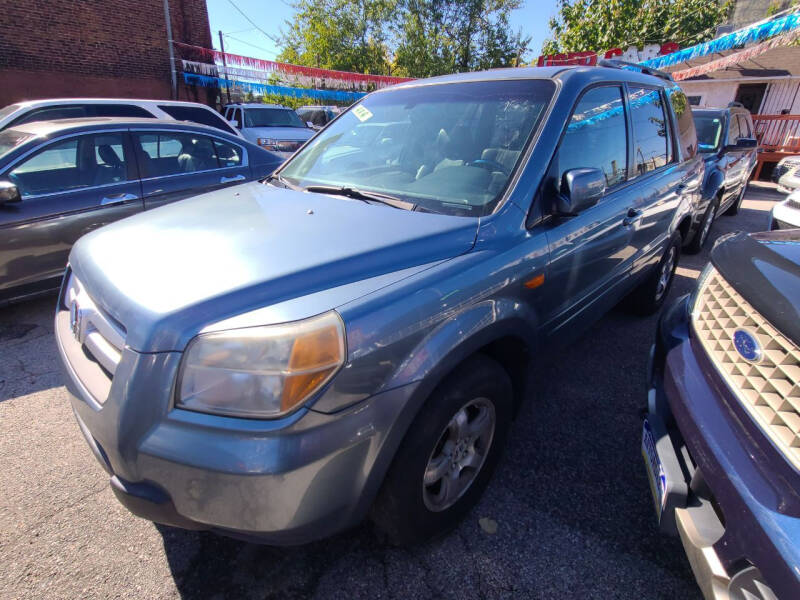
225 0 280 43
223 33 278 58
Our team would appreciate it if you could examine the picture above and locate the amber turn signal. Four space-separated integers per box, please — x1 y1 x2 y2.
524 273 545 289
281 322 345 411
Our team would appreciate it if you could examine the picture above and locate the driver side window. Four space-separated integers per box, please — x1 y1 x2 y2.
8 133 129 198
552 85 628 194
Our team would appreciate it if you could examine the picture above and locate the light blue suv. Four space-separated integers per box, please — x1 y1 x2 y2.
56 63 702 545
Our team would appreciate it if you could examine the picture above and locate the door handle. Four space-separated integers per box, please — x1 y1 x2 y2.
220 174 246 184
101 192 138 206
623 207 643 227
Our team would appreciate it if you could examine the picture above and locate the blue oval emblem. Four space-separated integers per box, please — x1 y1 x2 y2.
733 328 762 363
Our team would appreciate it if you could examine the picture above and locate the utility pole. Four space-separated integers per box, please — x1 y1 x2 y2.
162 0 178 99
219 30 232 105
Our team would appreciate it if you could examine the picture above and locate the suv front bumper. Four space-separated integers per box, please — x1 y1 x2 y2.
56 305 418 544
643 296 800 599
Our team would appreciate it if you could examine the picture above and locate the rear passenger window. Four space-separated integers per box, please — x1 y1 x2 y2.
135 132 220 177
92 105 153 118
629 87 670 176
666 88 698 159
554 85 628 188
158 105 237 135
12 105 87 126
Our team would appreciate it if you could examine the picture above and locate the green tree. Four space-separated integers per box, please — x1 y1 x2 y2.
393 0 529 77
541 0 731 56
277 0 528 78
278 0 394 75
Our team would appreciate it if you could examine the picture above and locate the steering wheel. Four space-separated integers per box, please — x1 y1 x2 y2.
466 158 511 176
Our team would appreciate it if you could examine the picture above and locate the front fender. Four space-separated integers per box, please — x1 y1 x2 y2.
385 297 539 393
703 167 724 203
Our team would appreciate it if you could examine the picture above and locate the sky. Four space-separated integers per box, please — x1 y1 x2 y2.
205 0 560 65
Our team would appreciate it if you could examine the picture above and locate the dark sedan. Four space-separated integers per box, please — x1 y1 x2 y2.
0 118 283 305
643 229 800 599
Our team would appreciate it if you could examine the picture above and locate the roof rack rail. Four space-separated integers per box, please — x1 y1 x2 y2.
597 59 674 82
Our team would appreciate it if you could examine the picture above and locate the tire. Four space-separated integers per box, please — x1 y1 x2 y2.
623 233 681 316
370 354 513 546
724 183 746 216
685 198 718 254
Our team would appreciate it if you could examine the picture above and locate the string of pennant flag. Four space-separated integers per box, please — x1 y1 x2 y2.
174 42 411 91
671 26 800 81
640 10 800 71
178 10 800 102
182 72 368 102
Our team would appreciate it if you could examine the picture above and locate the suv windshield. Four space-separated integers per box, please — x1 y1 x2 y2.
695 114 724 152
279 79 555 216
0 129 33 159
244 108 306 128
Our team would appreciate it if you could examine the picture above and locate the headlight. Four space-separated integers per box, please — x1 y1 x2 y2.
177 311 345 419
257 138 279 149
688 262 715 318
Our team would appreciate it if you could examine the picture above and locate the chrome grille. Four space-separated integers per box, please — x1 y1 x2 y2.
64 274 126 377
693 267 800 470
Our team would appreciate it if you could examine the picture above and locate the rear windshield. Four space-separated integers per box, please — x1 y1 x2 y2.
694 115 724 152
0 129 34 159
279 79 556 216
158 105 237 135
245 108 306 128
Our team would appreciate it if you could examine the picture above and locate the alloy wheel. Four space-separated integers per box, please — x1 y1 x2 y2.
422 397 496 512
699 205 715 247
655 246 676 301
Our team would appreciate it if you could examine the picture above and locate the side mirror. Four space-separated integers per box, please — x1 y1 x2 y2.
725 137 757 152
556 168 605 215
229 119 241 129
306 121 315 128
0 181 21 206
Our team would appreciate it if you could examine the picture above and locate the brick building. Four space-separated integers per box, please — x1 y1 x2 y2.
0 0 214 107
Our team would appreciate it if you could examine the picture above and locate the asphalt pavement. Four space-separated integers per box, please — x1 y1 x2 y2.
0 183 782 599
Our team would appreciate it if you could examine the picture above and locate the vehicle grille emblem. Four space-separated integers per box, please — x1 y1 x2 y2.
733 328 762 363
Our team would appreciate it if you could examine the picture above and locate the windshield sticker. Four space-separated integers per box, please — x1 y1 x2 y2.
352 105 373 122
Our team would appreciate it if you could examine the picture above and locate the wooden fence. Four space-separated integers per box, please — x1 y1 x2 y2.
752 114 800 179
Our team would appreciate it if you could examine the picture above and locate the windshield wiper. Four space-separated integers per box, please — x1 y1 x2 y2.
264 173 302 191
304 185 416 211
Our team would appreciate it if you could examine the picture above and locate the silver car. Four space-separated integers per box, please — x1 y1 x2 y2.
769 189 800 230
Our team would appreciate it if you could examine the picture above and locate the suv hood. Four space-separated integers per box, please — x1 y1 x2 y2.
69 182 478 352
242 126 314 141
712 229 800 345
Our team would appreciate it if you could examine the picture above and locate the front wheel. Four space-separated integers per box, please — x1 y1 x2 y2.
370 354 513 545
724 183 747 216
623 234 681 316
686 198 718 254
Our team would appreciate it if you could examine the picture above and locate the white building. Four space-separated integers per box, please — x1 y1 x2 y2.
676 46 800 114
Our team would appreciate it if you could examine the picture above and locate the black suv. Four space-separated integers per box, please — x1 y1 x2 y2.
687 104 757 252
